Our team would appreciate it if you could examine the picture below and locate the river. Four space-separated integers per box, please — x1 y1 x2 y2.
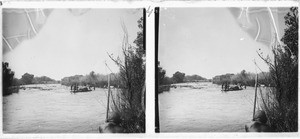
3 84 108 133
159 82 258 132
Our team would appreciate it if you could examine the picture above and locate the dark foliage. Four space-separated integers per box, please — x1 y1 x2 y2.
21 73 34 85
61 72 120 88
281 7 298 61
259 7 298 132
108 17 145 133
33 76 57 84
3 62 14 89
2 62 18 96
172 71 185 83
157 61 166 85
162 76 173 85
184 74 207 82
212 71 271 87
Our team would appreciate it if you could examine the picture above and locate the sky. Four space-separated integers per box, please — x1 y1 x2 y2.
158 8 288 79
3 8 142 80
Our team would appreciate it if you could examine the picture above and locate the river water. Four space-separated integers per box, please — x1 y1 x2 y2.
159 82 257 132
3 84 108 133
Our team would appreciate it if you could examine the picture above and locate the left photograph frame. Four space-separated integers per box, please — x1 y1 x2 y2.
2 4 146 134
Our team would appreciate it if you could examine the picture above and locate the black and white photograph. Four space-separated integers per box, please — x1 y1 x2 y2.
2 8 145 133
156 7 298 132
1 0 299 138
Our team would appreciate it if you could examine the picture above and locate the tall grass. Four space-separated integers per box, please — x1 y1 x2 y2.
258 7 298 132
107 19 145 133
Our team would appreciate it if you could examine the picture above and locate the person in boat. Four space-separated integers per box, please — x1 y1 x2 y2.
224 82 229 91
74 84 78 92
238 83 242 89
245 110 275 132
221 83 225 90
99 112 125 133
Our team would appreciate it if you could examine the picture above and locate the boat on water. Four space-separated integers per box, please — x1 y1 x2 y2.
221 83 245 91
70 85 93 93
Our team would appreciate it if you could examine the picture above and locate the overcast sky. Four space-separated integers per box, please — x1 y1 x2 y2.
3 9 142 80
158 8 287 79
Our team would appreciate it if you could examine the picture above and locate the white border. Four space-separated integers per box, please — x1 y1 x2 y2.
1 0 299 139
1 1 298 8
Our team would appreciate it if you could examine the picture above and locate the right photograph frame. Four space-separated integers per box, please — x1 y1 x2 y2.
155 6 298 133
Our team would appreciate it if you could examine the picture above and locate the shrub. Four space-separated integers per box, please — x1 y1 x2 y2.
108 17 145 133
258 7 298 132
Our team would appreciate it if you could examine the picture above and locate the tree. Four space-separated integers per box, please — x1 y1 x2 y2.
3 62 14 87
271 7 298 105
258 7 298 132
172 71 185 83
134 17 145 56
281 7 298 61
88 71 97 86
12 78 20 86
163 76 173 85
157 61 166 85
61 75 83 86
89 71 95 78
239 70 248 85
240 70 246 78
21 73 34 85
3 62 15 96
185 74 207 82
107 17 145 133
33 76 56 84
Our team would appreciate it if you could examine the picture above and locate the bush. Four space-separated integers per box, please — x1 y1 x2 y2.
172 71 185 83
259 7 298 132
108 17 145 133
2 62 19 96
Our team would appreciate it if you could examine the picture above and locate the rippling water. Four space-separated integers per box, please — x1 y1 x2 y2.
3 84 109 133
159 82 257 132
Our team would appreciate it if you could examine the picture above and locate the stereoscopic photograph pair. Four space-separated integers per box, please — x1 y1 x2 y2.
2 5 298 134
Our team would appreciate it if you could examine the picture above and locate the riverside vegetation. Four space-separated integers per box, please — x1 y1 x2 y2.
3 16 145 133
257 7 298 132
157 7 298 132
105 17 145 133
